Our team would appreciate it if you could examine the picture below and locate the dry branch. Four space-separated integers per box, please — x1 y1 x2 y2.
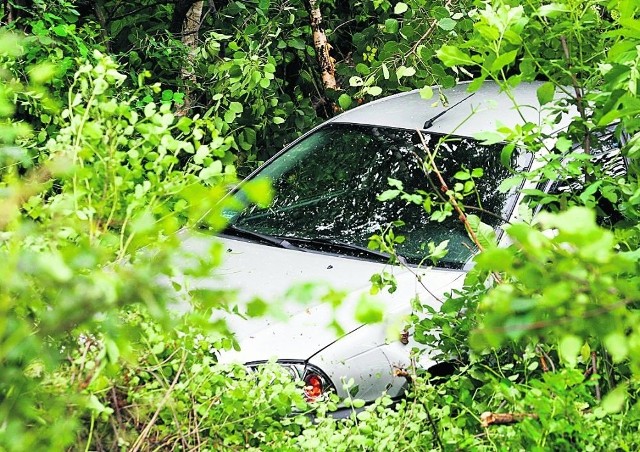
308 0 338 90
480 411 539 428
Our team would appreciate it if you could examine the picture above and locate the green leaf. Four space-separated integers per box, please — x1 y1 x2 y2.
28 63 56 83
436 45 475 67
428 240 449 264
355 296 385 324
384 18 399 34
604 332 629 363
144 102 156 118
536 3 570 17
419 86 434 100
224 110 236 123
537 82 556 105
394 2 408 14
38 252 73 282
288 38 306 50
377 189 400 201
437 18 456 31
51 24 67 37
382 63 390 79
273 116 285 124
601 384 627 414
396 66 415 79
387 178 404 189
466 214 497 250
338 94 352 110
537 206 597 236
473 130 504 145
247 298 268 317
366 86 383 96
86 395 114 416
356 63 370 75
229 102 243 114
242 178 273 207
105 339 120 363
498 175 523 193
555 136 572 152
558 335 582 368
349 76 364 87
490 50 518 72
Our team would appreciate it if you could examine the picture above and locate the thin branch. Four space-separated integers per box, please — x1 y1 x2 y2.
416 130 484 252
409 0 454 56
130 351 187 452
480 411 538 427
591 351 601 401
559 35 592 158
327 18 356 36
461 204 511 225
536 344 556 373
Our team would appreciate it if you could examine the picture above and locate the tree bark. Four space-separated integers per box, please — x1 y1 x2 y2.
176 0 204 114
170 0 201 34
2 0 31 25
480 412 539 428
307 0 338 90
93 0 111 52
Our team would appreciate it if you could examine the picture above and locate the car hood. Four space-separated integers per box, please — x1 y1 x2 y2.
177 232 466 363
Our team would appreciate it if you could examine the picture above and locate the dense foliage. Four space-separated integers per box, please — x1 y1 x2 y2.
2 0 640 450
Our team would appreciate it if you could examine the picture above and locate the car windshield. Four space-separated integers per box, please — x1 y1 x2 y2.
226 123 529 269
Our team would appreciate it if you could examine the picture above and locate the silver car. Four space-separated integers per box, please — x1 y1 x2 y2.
180 81 623 414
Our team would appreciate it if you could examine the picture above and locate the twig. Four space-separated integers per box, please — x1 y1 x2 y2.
480 411 538 427
536 344 556 373
130 351 187 452
416 129 503 284
417 130 484 251
409 0 454 56
110 387 124 432
403 367 444 450
591 351 601 401
327 18 356 35
559 35 592 159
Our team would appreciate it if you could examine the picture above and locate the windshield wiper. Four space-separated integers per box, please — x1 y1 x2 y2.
223 225 302 251
423 92 475 129
283 237 407 265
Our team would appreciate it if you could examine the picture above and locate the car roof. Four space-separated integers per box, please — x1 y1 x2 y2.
330 81 574 137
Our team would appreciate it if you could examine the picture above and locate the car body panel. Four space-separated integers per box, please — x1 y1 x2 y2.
179 233 465 359
328 81 574 136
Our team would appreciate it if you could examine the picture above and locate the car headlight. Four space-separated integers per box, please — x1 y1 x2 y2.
247 360 334 402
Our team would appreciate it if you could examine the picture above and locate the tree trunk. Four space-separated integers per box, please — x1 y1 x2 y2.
93 0 111 52
176 0 204 114
307 0 337 91
170 0 201 34
2 0 31 25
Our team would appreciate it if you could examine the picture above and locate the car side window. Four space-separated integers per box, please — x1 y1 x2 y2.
546 129 627 226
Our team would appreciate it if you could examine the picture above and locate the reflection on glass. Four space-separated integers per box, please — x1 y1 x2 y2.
229 124 529 268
